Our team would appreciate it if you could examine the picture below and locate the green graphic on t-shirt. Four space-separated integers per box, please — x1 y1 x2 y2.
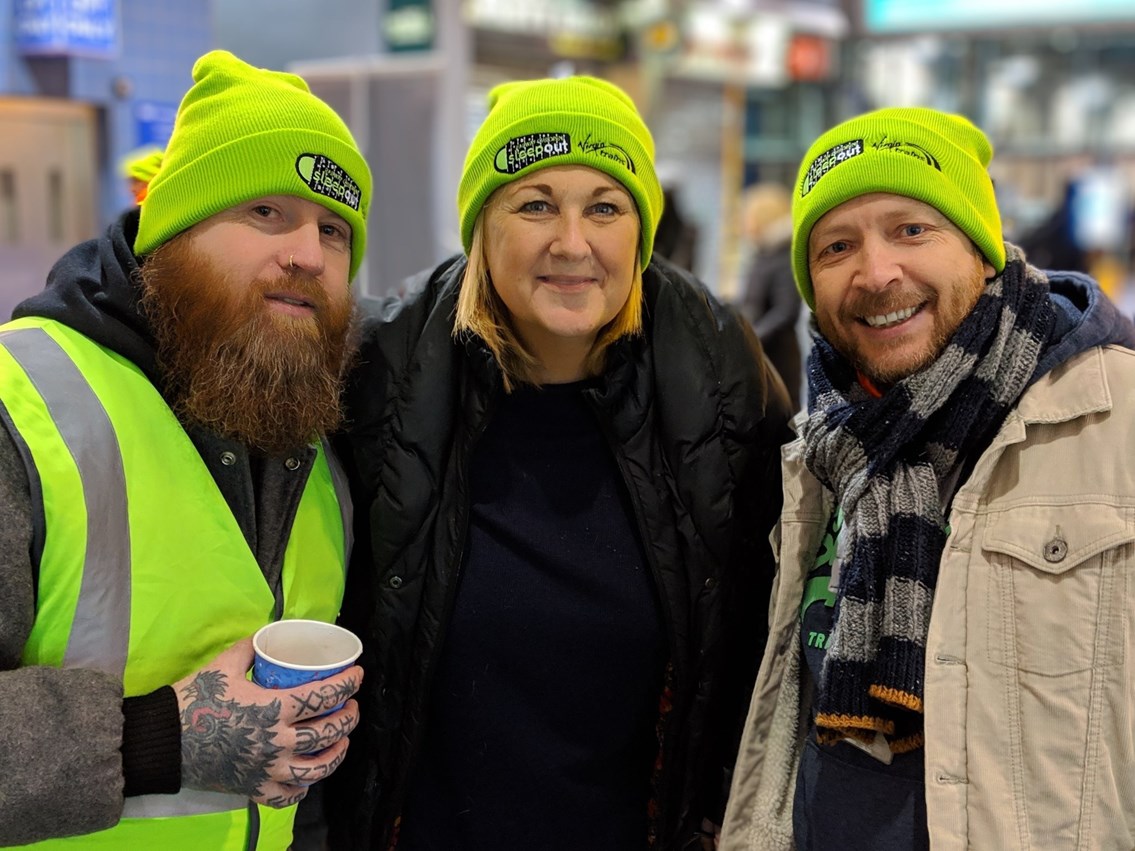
800 507 841 620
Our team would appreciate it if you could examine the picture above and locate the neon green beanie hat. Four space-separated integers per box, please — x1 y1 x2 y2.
457 76 663 270
135 50 372 281
791 106 1004 309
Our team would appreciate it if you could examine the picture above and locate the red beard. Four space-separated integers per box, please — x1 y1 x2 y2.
138 234 358 455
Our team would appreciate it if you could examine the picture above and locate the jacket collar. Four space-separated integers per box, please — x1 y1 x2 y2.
1015 345 1114 426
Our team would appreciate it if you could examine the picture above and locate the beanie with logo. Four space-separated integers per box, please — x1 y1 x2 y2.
791 106 1004 309
135 50 372 281
457 76 663 270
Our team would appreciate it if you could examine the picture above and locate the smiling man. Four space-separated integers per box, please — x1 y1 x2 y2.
0 50 370 849
720 107 1135 851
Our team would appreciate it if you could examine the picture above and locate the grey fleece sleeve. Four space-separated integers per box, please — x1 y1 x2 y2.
0 420 129 844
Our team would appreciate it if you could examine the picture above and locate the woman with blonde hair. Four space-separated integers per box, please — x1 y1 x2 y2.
739 181 805 409
328 75 793 851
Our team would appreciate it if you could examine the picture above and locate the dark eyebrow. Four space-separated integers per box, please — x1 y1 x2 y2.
592 184 628 198
508 183 554 197
507 182 628 198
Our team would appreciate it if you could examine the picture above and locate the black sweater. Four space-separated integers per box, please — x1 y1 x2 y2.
327 254 794 850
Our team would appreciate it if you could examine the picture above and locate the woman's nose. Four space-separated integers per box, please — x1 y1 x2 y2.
549 214 591 260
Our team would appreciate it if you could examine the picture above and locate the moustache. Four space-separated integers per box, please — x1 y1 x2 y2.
844 287 931 318
250 270 332 313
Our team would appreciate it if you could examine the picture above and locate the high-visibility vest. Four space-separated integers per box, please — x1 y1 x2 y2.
0 317 351 850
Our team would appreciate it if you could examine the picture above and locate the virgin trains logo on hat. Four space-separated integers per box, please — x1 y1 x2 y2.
494 133 571 175
295 154 362 211
579 133 636 173
801 139 863 197
869 135 942 170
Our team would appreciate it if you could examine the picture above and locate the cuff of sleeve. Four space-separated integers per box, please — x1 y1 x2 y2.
121 686 181 797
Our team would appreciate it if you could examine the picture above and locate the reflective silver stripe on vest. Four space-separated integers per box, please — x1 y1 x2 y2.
0 327 131 678
122 789 249 818
321 436 354 565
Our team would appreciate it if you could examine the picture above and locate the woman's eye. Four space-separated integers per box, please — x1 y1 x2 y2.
591 202 619 216
518 200 550 214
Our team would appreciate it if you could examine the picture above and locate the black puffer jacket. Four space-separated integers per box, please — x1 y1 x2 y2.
328 254 793 850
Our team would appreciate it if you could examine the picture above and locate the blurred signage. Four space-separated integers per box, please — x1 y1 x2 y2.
638 18 681 56
133 100 177 149
864 0 1135 32
385 0 434 52
787 34 831 81
14 0 118 58
548 30 624 61
673 6 842 86
466 0 618 38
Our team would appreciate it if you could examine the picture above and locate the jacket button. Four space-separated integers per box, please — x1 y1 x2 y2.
1043 537 1068 563
220 451 236 466
388 575 404 589
704 577 718 590
285 457 301 471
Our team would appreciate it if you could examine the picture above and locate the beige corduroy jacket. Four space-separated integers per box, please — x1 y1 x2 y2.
721 345 1135 851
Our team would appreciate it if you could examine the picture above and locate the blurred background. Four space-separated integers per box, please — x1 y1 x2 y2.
3 0 1135 322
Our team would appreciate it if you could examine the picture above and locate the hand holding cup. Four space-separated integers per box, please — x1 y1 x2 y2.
175 624 363 808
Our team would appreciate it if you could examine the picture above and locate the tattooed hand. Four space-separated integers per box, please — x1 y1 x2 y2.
174 637 362 808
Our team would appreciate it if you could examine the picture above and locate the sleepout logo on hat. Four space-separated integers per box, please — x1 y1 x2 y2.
135 50 372 281
790 106 1005 309
458 75 663 270
494 132 572 174
296 153 362 211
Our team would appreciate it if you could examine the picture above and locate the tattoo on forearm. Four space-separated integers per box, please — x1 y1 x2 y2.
179 669 283 796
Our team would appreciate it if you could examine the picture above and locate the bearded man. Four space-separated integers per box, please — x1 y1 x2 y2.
0 50 370 850
720 108 1135 851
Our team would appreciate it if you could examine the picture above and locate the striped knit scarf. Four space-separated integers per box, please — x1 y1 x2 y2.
803 246 1055 751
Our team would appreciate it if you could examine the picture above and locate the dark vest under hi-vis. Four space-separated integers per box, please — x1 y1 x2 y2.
0 317 351 850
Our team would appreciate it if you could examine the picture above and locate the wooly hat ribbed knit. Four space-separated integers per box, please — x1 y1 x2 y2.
791 106 1004 309
135 50 372 281
457 76 663 269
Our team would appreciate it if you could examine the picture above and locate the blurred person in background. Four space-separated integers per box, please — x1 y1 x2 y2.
0 50 368 849
738 182 805 411
654 184 700 272
1015 178 1089 273
119 145 165 206
327 75 793 851
720 107 1135 851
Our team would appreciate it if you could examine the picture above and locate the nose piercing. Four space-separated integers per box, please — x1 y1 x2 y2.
289 254 295 269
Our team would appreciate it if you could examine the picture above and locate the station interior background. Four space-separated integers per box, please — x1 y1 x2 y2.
3 0 1135 322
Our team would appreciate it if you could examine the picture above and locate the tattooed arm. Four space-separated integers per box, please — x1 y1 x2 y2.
174 637 362 807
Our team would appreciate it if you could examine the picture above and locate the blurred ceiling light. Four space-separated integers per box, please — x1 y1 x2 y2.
992 55 1041 89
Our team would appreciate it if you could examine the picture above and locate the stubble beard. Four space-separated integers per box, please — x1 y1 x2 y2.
818 267 987 387
138 235 358 456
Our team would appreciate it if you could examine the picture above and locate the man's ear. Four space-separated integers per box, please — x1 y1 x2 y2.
984 260 997 281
